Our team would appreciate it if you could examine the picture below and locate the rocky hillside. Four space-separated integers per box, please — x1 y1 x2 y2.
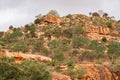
0 10 120 80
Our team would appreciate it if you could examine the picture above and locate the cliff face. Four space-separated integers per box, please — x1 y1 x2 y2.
77 64 120 80
57 64 120 80
84 21 120 41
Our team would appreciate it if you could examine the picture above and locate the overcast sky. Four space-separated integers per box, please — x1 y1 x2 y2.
0 0 120 31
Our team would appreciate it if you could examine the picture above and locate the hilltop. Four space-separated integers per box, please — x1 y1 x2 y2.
0 10 120 80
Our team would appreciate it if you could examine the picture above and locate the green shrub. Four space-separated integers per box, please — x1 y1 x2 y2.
5 30 23 40
52 26 62 37
34 18 40 24
79 51 98 61
0 57 15 63
65 66 86 79
87 40 99 50
8 41 29 52
106 21 112 28
95 45 105 58
20 60 51 80
25 24 36 37
63 28 73 38
102 37 107 43
0 62 23 80
53 49 65 62
0 41 5 46
72 36 89 48
108 42 120 56
67 60 75 68
93 17 105 26
74 26 85 35
0 60 51 80
49 40 69 52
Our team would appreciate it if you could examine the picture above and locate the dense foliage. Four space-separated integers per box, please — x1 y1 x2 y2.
0 57 51 80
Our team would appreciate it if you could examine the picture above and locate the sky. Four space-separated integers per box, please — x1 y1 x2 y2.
0 0 120 31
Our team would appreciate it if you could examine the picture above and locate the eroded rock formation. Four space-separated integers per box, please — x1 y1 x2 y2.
43 14 61 24
0 51 51 63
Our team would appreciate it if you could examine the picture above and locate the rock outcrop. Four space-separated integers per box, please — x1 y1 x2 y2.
58 64 120 80
52 72 71 80
42 14 61 24
79 64 120 80
0 51 51 63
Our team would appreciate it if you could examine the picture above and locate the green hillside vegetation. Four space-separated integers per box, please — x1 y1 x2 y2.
0 10 120 80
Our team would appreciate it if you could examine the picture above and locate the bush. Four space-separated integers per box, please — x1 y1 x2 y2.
25 24 36 37
79 51 98 61
33 37 44 52
34 18 40 24
95 45 105 58
102 37 107 43
0 41 5 46
53 49 65 62
106 21 112 28
65 66 86 79
108 42 120 62
49 40 69 52
47 10 60 17
74 26 85 35
63 28 73 38
0 62 23 80
108 42 120 56
67 60 75 68
8 41 29 52
87 40 99 50
52 26 62 37
20 60 51 80
5 30 23 41
0 59 51 80
0 57 15 63
72 36 89 48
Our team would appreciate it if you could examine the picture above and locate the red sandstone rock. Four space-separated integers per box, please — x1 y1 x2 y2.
43 14 61 24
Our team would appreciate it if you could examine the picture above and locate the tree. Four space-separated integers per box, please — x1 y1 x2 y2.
92 12 100 17
35 14 42 19
34 18 40 24
9 25 14 30
98 10 104 17
47 10 60 17
103 13 108 18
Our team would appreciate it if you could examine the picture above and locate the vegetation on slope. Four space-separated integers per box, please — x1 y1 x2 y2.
0 10 120 80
